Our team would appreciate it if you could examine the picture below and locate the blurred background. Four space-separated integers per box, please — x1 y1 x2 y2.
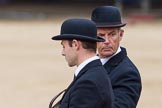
0 0 162 108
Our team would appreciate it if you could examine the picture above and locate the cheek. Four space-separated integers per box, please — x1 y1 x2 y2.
112 38 120 48
111 37 119 44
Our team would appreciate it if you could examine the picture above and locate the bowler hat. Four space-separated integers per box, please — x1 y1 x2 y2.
91 6 126 28
52 18 105 42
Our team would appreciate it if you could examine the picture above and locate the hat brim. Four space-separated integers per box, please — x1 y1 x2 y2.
52 34 105 42
96 23 127 28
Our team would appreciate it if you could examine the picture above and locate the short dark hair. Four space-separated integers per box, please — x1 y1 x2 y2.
67 40 97 53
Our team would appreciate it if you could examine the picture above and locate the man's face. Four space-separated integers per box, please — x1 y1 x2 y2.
61 40 77 67
97 27 124 58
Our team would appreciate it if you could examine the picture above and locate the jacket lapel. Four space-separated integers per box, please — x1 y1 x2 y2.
104 47 127 74
61 59 102 101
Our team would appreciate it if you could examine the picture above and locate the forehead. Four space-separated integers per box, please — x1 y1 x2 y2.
61 40 68 45
97 27 119 32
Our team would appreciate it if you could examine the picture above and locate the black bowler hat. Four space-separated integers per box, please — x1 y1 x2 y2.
91 6 126 28
52 18 105 42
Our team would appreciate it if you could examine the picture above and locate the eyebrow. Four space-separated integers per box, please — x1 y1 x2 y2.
108 30 116 35
98 30 116 36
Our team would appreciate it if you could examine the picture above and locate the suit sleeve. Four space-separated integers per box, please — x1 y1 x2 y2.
69 80 103 108
113 70 142 108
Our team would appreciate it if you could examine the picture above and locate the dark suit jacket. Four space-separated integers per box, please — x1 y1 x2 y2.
59 59 113 108
104 47 142 108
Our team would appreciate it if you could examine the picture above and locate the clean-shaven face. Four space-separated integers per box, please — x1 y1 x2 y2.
61 40 77 67
97 28 124 58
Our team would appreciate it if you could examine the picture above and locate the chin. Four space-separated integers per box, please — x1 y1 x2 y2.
68 64 75 67
103 53 113 57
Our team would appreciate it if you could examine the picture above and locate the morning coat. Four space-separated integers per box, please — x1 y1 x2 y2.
59 59 113 108
103 47 142 108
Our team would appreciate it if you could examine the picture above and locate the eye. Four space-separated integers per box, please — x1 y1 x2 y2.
109 32 116 37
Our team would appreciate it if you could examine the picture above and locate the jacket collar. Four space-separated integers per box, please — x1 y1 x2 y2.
75 56 99 77
76 59 102 80
63 59 102 98
104 47 127 67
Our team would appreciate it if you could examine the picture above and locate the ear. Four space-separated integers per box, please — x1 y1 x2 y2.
119 29 124 41
72 39 80 50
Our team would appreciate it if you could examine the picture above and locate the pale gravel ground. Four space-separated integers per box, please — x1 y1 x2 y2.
0 19 162 108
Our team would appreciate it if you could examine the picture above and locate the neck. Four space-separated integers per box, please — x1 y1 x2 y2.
77 51 96 66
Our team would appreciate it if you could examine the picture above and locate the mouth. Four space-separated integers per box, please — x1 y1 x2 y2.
102 46 112 51
103 49 111 51
103 46 111 49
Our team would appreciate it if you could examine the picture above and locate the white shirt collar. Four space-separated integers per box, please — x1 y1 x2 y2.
100 47 121 65
74 56 99 77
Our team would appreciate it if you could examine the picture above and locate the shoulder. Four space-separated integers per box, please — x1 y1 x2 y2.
78 64 110 86
109 56 142 86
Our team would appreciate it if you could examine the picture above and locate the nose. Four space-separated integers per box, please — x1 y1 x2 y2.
104 36 110 43
61 49 65 56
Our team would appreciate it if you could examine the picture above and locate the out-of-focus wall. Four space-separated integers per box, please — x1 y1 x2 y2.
1 0 162 10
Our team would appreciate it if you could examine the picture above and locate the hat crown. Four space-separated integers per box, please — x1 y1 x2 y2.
91 6 126 27
52 18 105 42
92 6 121 23
61 18 97 38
